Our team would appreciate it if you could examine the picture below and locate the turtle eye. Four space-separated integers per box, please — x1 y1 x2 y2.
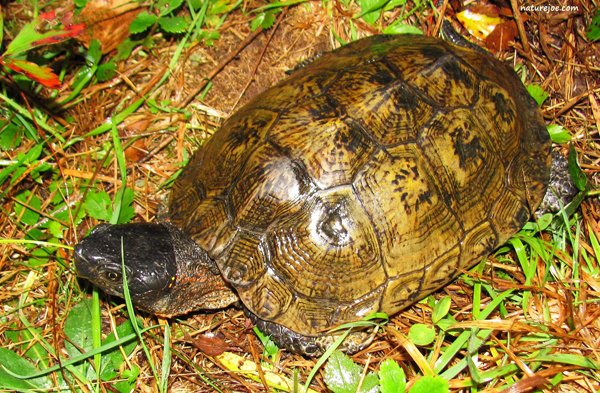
104 271 121 282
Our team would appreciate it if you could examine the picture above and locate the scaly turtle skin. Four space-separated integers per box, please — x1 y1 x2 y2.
74 34 551 355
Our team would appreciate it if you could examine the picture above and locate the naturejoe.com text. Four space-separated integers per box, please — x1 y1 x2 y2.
520 4 580 13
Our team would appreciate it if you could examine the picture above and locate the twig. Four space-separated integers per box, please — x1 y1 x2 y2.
137 28 266 164
178 27 265 109
231 8 288 111
510 0 532 58
433 0 448 37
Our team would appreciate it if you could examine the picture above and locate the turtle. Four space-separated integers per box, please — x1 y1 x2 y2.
74 33 553 356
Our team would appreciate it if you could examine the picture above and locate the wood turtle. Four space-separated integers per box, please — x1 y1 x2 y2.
74 33 552 355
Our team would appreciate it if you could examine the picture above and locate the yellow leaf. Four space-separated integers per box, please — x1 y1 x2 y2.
457 9 503 40
216 352 319 393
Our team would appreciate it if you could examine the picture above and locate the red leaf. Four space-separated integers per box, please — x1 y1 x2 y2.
66 23 86 36
4 58 61 88
31 23 85 46
39 11 57 21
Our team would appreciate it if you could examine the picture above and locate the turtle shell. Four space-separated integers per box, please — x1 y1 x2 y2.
169 34 551 336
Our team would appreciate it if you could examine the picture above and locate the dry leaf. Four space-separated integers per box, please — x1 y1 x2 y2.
193 333 232 356
485 20 518 52
457 6 502 40
77 0 142 53
124 139 148 162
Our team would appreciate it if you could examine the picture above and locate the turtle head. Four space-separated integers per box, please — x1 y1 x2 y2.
74 223 178 310
74 223 237 317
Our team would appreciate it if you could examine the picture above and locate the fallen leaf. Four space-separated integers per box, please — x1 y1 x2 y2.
3 58 61 88
457 7 502 40
485 20 518 51
124 139 148 162
32 23 85 45
192 333 231 356
468 3 501 18
216 351 320 393
77 0 142 53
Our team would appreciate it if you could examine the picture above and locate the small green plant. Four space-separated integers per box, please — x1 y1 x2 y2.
129 0 238 42
357 0 426 31
378 359 406 393
253 326 280 362
249 0 308 31
587 8 600 41
321 298 453 392
409 376 449 393
518 65 552 108
84 188 136 225
324 351 448 393
0 299 139 392
0 11 84 88
250 9 278 31
130 0 190 35
526 83 549 106
324 351 380 393
546 124 571 144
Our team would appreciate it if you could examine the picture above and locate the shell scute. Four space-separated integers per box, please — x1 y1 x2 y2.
353 146 464 278
419 108 507 227
264 187 384 301
228 143 310 232
268 96 377 189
